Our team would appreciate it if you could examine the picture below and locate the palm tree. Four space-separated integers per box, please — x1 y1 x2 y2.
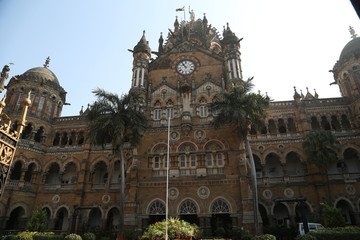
302 129 340 202
87 88 147 240
210 78 269 234
302 129 340 170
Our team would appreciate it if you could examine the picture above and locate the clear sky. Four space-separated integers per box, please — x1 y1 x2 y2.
0 0 358 116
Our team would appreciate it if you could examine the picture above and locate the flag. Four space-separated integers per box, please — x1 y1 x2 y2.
176 6 185 11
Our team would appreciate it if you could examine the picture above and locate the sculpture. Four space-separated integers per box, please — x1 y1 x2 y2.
0 65 10 93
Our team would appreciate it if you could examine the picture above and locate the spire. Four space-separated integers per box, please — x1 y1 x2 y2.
202 13 208 27
314 88 319 98
349 26 357 39
158 32 164 54
304 87 315 99
43 56 50 68
174 16 179 32
293 86 301 99
222 22 241 44
133 31 151 55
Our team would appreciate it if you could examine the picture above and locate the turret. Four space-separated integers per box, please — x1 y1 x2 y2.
129 31 151 90
222 23 243 82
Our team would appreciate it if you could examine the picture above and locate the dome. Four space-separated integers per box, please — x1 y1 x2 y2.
339 37 360 60
23 67 59 85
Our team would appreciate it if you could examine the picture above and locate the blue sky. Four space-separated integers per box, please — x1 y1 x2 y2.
0 0 359 116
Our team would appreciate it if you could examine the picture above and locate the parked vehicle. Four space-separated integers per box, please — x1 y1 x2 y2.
297 222 324 235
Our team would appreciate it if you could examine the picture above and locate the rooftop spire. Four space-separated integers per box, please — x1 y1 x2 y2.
43 56 50 68
349 26 357 39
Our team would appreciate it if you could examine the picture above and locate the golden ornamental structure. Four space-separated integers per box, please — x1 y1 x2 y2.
0 90 31 200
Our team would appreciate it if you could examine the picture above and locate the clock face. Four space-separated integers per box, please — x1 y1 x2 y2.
176 60 195 75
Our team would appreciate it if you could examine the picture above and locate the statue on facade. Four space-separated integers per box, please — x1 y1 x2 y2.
0 65 10 93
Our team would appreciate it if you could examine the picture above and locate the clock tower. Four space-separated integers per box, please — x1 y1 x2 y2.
129 12 253 234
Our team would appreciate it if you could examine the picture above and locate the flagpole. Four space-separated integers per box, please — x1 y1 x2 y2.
165 117 170 240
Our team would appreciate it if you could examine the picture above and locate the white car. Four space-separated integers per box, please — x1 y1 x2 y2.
297 222 325 235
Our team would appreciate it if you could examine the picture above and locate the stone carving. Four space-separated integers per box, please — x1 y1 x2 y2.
263 189 272 199
284 188 294 198
197 186 210 199
0 65 10 92
169 187 179 200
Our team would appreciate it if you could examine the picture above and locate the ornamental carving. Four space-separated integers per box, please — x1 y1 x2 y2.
197 186 210 199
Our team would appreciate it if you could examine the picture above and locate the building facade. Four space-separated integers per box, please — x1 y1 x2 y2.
0 14 359 235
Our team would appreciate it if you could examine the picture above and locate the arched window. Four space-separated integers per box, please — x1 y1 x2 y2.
285 152 303 176
22 123 33 139
179 200 198 214
341 115 351 130
24 163 36 182
198 97 208 117
62 162 77 184
310 117 320 130
278 119 287 134
264 153 283 177
53 132 60 146
92 161 108 184
320 116 331 130
45 163 60 184
153 101 162 120
211 199 230 213
166 99 174 119
10 161 22 180
34 126 45 143
148 200 166 215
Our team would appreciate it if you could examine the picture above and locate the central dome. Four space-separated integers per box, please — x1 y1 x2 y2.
339 37 360 60
23 67 59 85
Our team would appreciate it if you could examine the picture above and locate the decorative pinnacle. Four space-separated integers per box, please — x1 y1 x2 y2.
349 26 357 39
43 56 50 68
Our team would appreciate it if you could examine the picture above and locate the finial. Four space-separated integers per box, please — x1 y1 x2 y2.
314 88 319 98
349 26 357 39
43 56 50 68
306 87 309 93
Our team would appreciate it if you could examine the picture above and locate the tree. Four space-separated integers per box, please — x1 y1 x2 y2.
320 203 345 227
26 207 48 232
87 88 147 240
210 78 270 234
302 130 340 203
302 129 340 171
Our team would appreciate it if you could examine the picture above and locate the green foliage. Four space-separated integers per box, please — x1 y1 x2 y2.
241 234 253 240
230 226 245 240
142 218 199 240
87 89 147 151
214 227 226 237
320 203 345 227
295 234 317 240
81 233 95 240
210 78 270 140
12 232 38 240
302 130 340 170
124 228 142 240
64 234 82 240
264 224 297 240
309 231 360 240
251 234 276 240
26 207 48 232
33 234 63 240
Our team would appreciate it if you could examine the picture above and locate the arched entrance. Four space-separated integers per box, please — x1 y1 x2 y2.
258 204 269 226
336 199 356 225
210 198 232 235
106 207 120 231
273 203 290 225
148 200 166 225
295 202 311 223
54 207 69 233
6 206 26 230
88 208 102 230
179 199 199 225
